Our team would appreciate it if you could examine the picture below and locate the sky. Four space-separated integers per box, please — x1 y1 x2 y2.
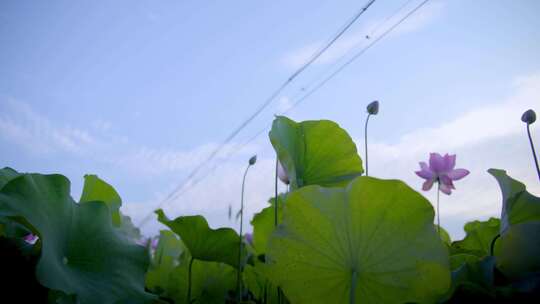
1 0 540 240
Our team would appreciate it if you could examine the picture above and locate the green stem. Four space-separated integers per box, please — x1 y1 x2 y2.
237 164 251 303
274 157 279 227
350 270 358 304
437 182 440 237
527 124 540 182
274 156 282 304
187 257 194 304
273 157 289 304
364 114 371 176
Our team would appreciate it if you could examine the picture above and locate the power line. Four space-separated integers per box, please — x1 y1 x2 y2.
284 0 417 97
137 0 378 227
145 0 434 211
366 0 415 39
287 0 432 112
288 0 376 81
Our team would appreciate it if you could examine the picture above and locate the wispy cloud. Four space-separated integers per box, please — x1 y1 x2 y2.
370 73 540 159
0 98 258 176
281 0 445 69
0 99 98 155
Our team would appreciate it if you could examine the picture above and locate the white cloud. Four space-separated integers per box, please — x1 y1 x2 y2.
371 72 540 158
281 0 445 69
112 140 263 176
0 97 259 177
0 98 98 155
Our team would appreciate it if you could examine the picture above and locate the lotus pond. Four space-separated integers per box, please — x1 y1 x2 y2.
1 112 539 304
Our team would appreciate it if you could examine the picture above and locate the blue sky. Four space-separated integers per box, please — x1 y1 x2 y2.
1 0 539 239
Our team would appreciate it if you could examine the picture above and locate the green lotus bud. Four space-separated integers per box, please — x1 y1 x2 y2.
249 155 257 165
367 100 379 115
522 109 536 124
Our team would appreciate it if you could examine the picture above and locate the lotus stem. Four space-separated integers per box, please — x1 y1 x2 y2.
364 114 371 176
436 182 440 237
274 156 282 304
187 256 194 304
526 124 540 182
274 156 286 304
350 270 358 304
237 162 253 303
275 157 279 227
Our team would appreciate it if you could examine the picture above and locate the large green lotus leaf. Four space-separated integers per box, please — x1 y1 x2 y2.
79 174 122 226
489 169 540 279
146 230 234 303
269 116 363 189
0 173 155 304
451 218 500 257
244 264 266 302
0 168 27 238
449 254 479 271
251 195 285 255
445 256 496 302
488 169 540 232
0 167 21 190
0 168 21 237
244 261 281 304
146 230 186 295
156 209 244 268
167 260 236 304
496 222 540 279
436 225 451 247
266 176 450 304
0 216 32 239
117 213 142 243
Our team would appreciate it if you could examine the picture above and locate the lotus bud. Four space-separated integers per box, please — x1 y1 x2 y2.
249 155 257 165
366 100 379 115
277 160 290 185
522 109 536 124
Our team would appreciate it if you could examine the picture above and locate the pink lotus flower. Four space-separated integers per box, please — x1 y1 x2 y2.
415 153 469 195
